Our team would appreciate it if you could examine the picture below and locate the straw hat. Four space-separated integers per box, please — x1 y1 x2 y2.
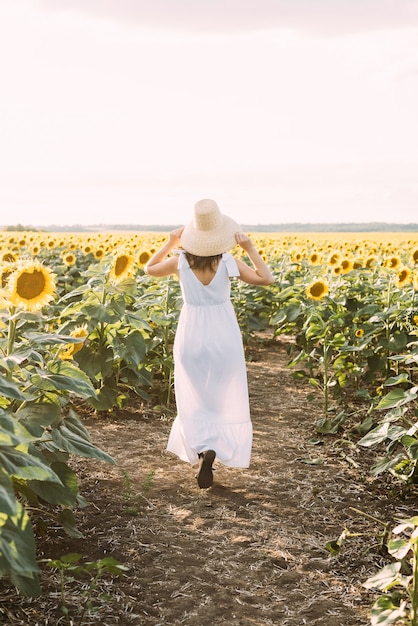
181 199 241 256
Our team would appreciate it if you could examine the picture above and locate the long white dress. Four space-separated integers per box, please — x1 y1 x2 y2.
166 251 252 468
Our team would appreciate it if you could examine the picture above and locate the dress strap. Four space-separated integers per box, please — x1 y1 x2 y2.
221 252 240 277
176 250 188 270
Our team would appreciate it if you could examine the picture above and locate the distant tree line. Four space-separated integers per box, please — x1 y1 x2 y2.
3 224 42 232
2 222 418 233
242 222 418 233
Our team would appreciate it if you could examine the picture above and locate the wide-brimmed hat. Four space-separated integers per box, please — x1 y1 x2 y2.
181 199 241 256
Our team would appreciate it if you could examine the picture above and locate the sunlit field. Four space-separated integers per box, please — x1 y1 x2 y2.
1 228 418 612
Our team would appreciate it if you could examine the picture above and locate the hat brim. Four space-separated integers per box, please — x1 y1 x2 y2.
181 214 241 256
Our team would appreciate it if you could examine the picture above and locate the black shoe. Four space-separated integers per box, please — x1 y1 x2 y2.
196 450 216 489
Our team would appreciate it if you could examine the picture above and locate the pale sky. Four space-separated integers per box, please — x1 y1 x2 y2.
1 0 418 226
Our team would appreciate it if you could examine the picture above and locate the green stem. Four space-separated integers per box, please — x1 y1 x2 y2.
412 542 418 626
323 339 330 415
384 276 393 378
77 568 101 626
7 307 17 358
26 505 65 521
163 278 173 407
349 507 388 528
166 367 173 408
98 288 108 354
59 569 68 620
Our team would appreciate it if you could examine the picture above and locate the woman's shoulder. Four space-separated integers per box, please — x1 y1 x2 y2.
221 252 240 277
177 249 188 268
145 254 179 277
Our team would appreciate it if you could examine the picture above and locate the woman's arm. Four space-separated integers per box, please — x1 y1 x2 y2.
144 227 184 277
234 232 274 286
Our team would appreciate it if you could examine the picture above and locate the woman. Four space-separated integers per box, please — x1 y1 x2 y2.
145 199 274 488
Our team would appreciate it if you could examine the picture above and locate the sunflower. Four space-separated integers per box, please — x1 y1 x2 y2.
110 252 135 283
60 344 76 360
385 256 401 270
62 251 76 266
2 252 17 264
138 250 152 268
339 258 353 274
397 267 412 288
365 256 377 269
328 252 341 266
8 261 56 311
94 248 105 260
309 252 322 265
412 249 418 264
60 325 88 360
413 314 418 326
0 264 15 289
306 279 329 301
355 328 364 338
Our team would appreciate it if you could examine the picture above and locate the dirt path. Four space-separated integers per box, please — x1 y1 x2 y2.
1 338 416 625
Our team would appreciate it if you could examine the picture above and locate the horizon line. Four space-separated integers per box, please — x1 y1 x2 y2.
2 221 418 233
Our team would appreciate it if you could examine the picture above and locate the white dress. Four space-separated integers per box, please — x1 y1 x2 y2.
166 251 252 468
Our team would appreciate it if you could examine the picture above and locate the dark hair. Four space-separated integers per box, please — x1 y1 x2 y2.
185 252 222 272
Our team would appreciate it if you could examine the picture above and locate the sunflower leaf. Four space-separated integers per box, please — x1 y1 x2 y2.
0 468 17 516
0 376 29 401
0 500 40 596
376 388 417 411
34 361 97 399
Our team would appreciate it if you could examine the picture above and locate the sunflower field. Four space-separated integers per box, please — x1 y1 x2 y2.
0 229 418 598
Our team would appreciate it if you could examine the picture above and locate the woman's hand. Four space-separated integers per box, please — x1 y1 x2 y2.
234 231 274 286
169 227 184 247
144 226 184 276
235 231 254 252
